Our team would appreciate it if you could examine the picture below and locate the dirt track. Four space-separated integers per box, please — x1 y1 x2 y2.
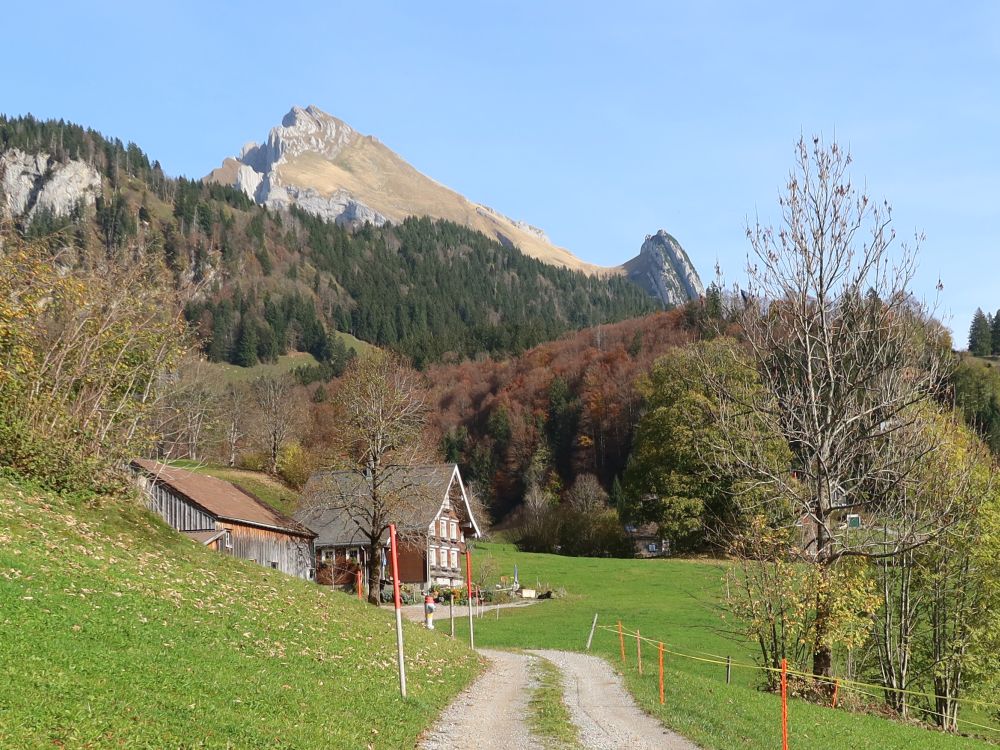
417 648 698 749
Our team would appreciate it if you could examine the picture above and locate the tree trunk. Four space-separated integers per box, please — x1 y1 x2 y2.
812 563 834 680
366 544 381 606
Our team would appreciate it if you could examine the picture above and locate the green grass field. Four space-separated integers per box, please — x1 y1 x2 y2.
0 475 480 748
166 460 301 515
207 335 375 385
457 543 997 750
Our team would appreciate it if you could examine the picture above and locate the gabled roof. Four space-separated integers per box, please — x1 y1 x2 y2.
295 464 481 547
132 459 315 538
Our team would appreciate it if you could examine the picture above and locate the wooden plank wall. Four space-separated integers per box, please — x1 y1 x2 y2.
140 477 215 531
223 524 314 580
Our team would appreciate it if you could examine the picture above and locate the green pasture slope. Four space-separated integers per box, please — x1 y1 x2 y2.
459 542 996 750
0 475 480 748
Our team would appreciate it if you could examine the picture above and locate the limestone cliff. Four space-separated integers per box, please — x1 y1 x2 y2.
624 231 704 307
0 148 101 219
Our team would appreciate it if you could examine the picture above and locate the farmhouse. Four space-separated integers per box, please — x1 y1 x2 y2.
295 464 481 591
132 459 316 579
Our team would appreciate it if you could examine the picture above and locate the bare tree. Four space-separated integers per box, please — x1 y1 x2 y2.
250 375 302 474
308 352 430 604
709 137 952 678
220 382 250 467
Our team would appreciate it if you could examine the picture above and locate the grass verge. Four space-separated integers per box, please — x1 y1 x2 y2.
528 654 582 749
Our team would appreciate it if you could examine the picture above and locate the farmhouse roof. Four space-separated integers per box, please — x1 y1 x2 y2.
295 464 481 547
131 459 315 538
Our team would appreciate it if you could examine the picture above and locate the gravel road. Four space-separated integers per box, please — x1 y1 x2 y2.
417 649 543 750
417 648 699 750
529 649 699 750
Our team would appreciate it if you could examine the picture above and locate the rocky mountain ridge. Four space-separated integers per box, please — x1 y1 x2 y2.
207 105 704 306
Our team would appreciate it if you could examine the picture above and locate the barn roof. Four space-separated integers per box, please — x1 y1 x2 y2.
295 464 481 547
132 459 315 538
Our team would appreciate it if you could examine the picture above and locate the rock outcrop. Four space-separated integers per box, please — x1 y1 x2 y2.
623 231 704 307
0 148 102 219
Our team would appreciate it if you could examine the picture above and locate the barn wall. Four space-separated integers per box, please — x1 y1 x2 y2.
222 524 315 580
140 478 215 532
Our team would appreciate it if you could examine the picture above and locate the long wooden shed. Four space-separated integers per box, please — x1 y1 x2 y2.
132 459 316 580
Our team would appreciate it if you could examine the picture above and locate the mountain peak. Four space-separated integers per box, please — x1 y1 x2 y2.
205 106 704 302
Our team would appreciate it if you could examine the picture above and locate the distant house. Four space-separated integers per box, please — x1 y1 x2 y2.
626 523 668 558
132 459 316 580
295 464 481 591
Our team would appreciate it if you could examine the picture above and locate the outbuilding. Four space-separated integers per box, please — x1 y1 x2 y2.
132 459 316 579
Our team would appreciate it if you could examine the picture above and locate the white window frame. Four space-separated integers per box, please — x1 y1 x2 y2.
439 518 448 538
450 520 458 540
429 545 438 568
450 548 458 570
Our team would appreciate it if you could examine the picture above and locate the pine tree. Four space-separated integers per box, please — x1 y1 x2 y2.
969 308 992 356
990 309 1000 356
234 318 259 367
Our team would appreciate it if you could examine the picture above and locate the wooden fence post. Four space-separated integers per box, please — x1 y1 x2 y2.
780 658 788 750
726 655 732 685
618 620 626 666
450 593 455 638
658 642 665 705
636 628 643 675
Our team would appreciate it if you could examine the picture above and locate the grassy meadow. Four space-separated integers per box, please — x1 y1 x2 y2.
0 475 480 748
456 542 997 750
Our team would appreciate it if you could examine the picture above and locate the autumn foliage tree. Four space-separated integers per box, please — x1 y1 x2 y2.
710 137 951 680
0 223 187 489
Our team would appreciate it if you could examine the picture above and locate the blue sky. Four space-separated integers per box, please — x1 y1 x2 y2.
5 1 998 339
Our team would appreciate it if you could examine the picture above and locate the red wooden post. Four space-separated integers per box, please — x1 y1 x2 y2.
465 549 475 650
618 620 626 666
658 642 665 705
832 678 839 709
780 658 789 750
389 524 407 698
636 628 643 675
356 568 363 601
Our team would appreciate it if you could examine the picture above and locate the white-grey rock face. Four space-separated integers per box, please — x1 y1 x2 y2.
225 105 369 225
624 230 704 307
0 148 101 219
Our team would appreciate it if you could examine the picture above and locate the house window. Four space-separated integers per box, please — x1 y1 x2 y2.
450 548 458 569
450 521 457 540
429 545 438 567
439 518 448 538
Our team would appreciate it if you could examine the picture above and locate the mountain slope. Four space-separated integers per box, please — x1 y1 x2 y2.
207 105 705 305
208 105 608 274
0 114 656 367
0 475 479 748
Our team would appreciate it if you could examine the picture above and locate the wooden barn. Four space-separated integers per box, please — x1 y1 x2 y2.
295 464 481 591
132 459 316 580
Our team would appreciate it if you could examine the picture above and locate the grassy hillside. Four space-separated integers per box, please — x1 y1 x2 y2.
458 543 997 749
0 475 480 748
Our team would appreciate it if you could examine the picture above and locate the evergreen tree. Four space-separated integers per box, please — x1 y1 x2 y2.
969 308 992 356
991 308 1000 356
234 318 259 367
